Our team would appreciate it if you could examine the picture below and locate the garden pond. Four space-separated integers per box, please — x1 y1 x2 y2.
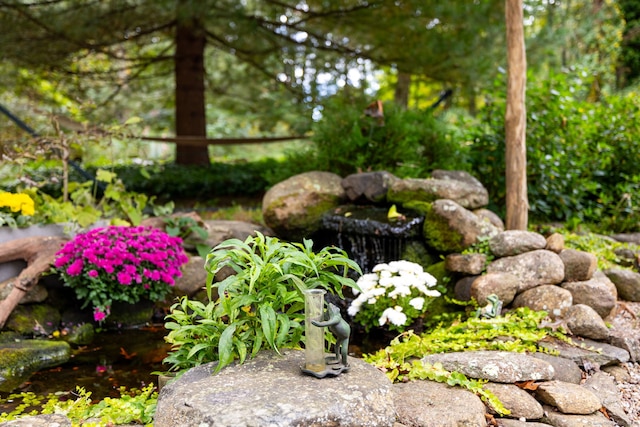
0 325 170 408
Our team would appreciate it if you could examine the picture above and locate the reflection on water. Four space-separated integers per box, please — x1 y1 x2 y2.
0 325 171 404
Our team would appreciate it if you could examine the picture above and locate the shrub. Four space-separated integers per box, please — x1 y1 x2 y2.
467 68 640 231
290 95 470 179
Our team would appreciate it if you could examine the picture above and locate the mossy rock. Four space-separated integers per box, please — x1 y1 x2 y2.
262 171 345 241
6 304 61 336
401 241 437 268
0 339 71 392
63 322 95 346
103 299 155 329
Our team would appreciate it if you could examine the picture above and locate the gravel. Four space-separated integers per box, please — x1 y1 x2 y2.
616 362 640 425
605 301 640 426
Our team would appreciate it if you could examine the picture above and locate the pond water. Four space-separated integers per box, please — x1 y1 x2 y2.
0 325 171 406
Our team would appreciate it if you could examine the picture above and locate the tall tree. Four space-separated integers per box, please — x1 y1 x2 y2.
174 5 207 165
0 0 505 165
505 0 528 230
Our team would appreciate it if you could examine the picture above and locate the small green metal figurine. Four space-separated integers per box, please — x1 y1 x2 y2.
475 294 503 319
312 303 351 367
302 302 351 378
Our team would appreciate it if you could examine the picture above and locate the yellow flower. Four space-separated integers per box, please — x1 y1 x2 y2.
0 192 35 216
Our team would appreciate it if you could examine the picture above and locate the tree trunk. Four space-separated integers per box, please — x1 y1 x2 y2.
175 18 209 165
0 236 69 328
394 72 411 109
505 0 528 230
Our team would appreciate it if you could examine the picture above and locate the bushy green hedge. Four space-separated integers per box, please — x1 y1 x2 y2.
276 95 471 179
6 159 283 202
105 160 277 200
467 68 640 231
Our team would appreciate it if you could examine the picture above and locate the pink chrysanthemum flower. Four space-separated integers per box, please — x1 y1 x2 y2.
55 225 189 322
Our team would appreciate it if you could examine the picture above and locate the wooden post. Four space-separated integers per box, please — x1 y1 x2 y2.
505 0 528 230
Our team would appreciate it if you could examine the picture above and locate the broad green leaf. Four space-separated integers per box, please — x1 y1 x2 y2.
186 342 213 360
259 304 277 352
217 323 238 372
95 169 117 183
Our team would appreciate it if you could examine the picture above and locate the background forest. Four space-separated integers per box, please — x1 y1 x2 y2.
1 0 640 232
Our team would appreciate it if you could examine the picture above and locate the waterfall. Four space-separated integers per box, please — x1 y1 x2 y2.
316 205 424 273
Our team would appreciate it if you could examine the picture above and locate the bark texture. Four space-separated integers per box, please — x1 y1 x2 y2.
505 0 528 230
0 236 68 327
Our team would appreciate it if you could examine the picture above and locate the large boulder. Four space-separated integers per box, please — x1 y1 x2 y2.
422 199 499 253
341 171 400 203
487 249 565 292
603 268 640 302
393 380 488 426
262 171 345 241
387 173 489 210
489 230 548 258
203 220 273 248
155 350 396 427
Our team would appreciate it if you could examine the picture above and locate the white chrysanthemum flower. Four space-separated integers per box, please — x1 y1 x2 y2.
378 306 407 326
388 284 412 299
372 263 390 273
367 297 377 305
378 276 395 288
347 301 361 316
370 287 386 297
378 269 393 279
413 282 429 295
419 271 438 288
409 297 425 310
394 260 422 275
423 289 442 298
355 273 380 293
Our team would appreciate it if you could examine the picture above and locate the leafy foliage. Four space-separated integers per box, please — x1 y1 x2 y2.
292 96 470 178
18 169 158 228
163 232 361 373
364 307 570 415
365 307 562 371
0 385 157 426
467 67 640 231
561 229 639 271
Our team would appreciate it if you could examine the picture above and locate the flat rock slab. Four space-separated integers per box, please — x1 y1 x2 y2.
421 350 555 383
155 350 395 427
538 337 630 368
393 380 487 427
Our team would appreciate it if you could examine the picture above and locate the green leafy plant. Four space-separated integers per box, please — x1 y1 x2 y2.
23 169 161 228
163 214 210 257
466 67 640 230
364 307 570 416
348 260 443 333
162 232 361 373
282 95 469 179
0 385 157 426
366 307 563 365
